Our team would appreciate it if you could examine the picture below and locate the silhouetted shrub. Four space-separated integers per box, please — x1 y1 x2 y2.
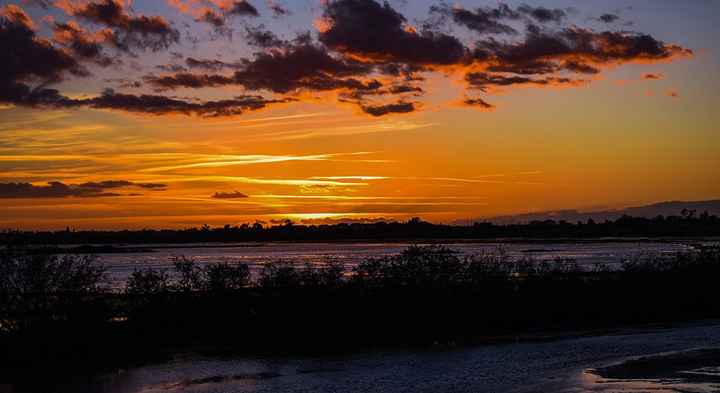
352 245 468 289
170 257 251 292
0 251 105 332
295 261 342 288
259 261 301 289
172 256 204 292
126 268 170 296
203 262 250 291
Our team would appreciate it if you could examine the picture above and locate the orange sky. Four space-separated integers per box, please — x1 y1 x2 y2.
1 0 718 229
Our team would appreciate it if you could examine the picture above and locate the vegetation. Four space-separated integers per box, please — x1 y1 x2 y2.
1 243 719 388
0 250 106 333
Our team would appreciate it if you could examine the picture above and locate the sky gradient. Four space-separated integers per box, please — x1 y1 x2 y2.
1 0 718 229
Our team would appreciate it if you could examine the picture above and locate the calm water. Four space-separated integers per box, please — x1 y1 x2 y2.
93 241 708 288
36 322 720 393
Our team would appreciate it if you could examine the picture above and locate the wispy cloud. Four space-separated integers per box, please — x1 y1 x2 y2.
139 152 384 172
310 176 391 181
250 194 486 201
151 176 369 187
258 120 435 141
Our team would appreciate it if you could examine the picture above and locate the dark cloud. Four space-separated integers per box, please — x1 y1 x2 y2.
0 83 79 109
3 3 35 27
104 77 143 88
198 8 226 28
228 1 259 17
234 42 373 93
244 25 286 48
378 63 426 80
466 72 585 90
430 3 566 36
517 5 566 23
562 60 600 74
212 191 249 199
185 57 241 71
486 60 558 75
137 183 168 189
429 3 519 35
0 180 167 199
144 73 234 90
78 180 134 189
339 81 417 102
76 180 167 189
0 5 88 106
88 90 294 116
389 84 423 94
3 85 294 117
473 27 691 71
156 63 187 72
266 0 289 17
21 0 51 9
146 41 377 94
642 73 663 80
52 21 117 66
361 101 415 116
1 5 86 83
61 0 179 51
463 97 494 110
319 0 466 65
598 13 620 23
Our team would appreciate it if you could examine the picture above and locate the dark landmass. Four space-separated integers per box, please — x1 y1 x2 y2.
2 210 719 245
593 348 720 384
459 200 720 225
13 245 155 255
1 244 719 391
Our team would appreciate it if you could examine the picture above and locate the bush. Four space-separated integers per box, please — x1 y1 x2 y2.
170 257 250 292
298 260 345 288
203 262 250 292
353 245 469 289
126 268 170 296
259 260 346 289
259 261 301 289
172 256 204 292
0 251 106 332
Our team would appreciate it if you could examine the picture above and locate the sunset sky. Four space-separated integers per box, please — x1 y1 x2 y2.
1 0 718 229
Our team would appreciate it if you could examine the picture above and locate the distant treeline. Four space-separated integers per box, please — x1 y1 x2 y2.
2 210 720 245
1 245 720 387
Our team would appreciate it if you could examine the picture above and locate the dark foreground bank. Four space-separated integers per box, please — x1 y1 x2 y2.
6 321 720 393
1 245 719 389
